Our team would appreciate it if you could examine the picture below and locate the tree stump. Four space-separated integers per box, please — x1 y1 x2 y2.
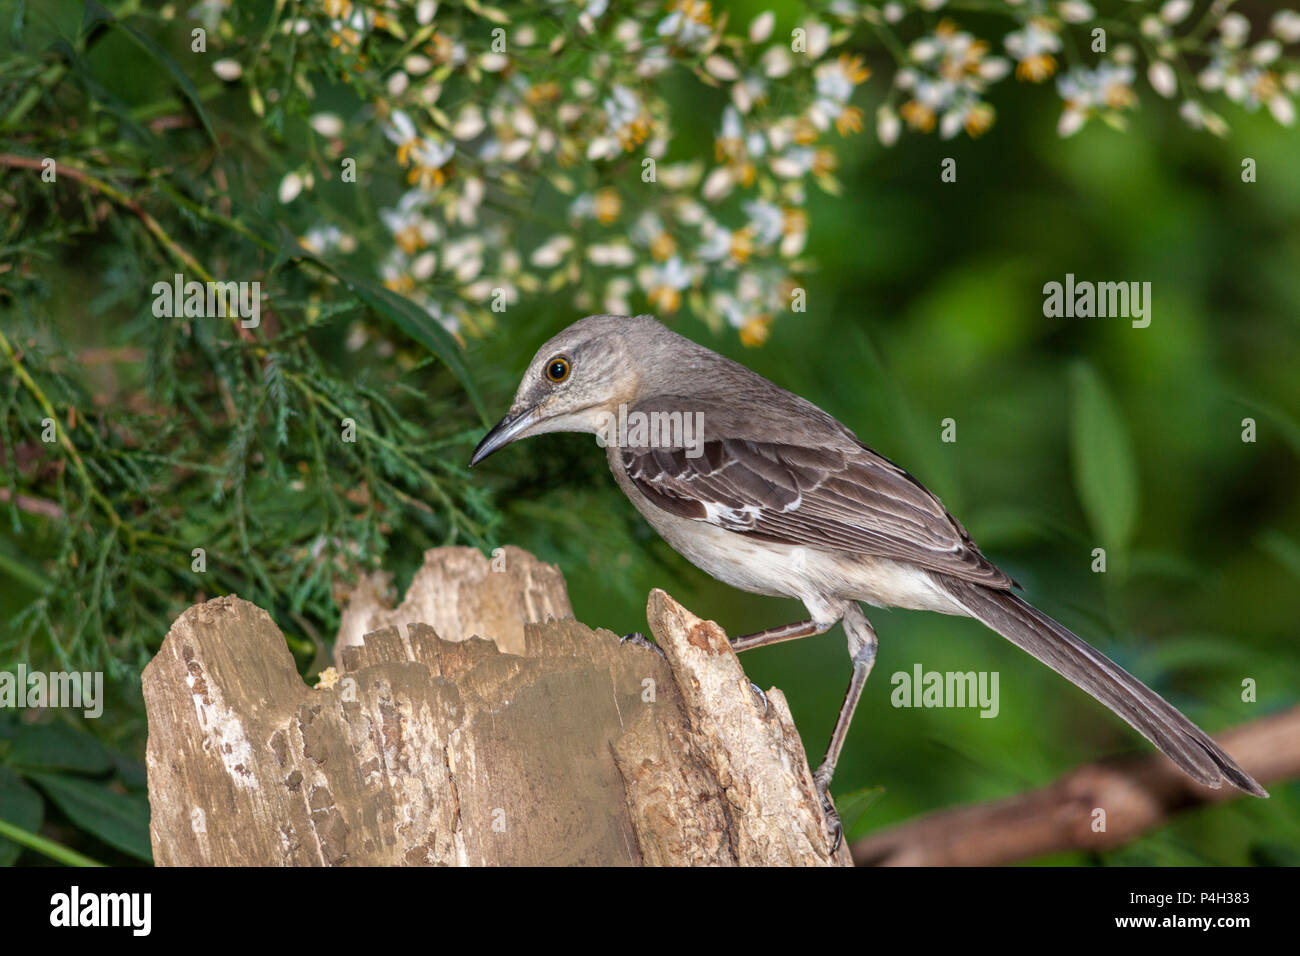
143 547 848 865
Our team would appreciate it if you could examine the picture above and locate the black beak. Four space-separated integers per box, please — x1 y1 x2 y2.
469 406 538 467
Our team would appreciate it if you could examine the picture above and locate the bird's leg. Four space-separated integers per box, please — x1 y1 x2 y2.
731 620 833 715
730 618 830 652
813 604 878 853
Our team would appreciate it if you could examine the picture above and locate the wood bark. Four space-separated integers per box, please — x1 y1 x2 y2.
143 546 849 866
851 705 1300 866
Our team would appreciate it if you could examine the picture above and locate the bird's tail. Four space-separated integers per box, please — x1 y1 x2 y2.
937 578 1267 797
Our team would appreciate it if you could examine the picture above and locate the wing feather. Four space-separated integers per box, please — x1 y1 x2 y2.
621 435 1012 589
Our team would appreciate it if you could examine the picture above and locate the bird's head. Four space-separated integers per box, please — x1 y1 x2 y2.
469 314 663 466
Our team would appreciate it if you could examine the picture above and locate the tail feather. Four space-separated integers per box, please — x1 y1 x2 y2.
939 578 1267 797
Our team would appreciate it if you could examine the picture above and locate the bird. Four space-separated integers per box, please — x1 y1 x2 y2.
469 313 1267 844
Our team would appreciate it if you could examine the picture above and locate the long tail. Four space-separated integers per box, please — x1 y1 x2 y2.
937 577 1267 797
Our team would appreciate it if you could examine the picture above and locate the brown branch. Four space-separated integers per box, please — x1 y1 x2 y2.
0 486 64 519
851 705 1300 866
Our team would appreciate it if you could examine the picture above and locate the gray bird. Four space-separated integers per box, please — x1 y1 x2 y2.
470 313 1266 841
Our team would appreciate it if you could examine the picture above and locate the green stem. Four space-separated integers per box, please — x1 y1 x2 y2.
0 816 105 867
0 328 124 532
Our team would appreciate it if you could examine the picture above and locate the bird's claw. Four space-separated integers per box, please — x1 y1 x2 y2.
813 768 843 854
620 631 666 660
748 680 769 715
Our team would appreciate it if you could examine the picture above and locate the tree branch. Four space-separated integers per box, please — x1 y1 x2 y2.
851 706 1300 866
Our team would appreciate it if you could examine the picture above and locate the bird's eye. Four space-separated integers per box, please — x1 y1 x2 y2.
545 357 570 383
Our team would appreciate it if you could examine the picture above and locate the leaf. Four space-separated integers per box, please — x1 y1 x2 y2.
291 236 487 421
838 784 887 842
1249 841 1300 867
51 39 154 146
79 0 114 38
27 772 152 862
11 0 25 46
1257 530 1300 582
1068 362 1139 554
0 767 43 866
7 722 114 775
88 8 217 147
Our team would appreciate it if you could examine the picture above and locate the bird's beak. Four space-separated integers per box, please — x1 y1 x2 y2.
469 405 541 467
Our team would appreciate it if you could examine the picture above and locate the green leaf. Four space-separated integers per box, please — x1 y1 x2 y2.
1068 362 1139 554
1257 530 1300 582
291 237 487 421
838 784 887 842
28 772 152 862
1249 842 1300 867
0 767 43 866
100 13 217 147
11 0 25 46
7 722 114 775
79 0 114 38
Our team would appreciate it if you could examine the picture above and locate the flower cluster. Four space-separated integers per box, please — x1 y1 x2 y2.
204 1 1299 344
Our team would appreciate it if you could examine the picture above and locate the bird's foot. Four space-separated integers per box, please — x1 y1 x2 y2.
620 631 666 660
813 765 843 854
748 680 769 715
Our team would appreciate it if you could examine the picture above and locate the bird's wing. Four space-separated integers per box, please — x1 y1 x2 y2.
621 437 1013 588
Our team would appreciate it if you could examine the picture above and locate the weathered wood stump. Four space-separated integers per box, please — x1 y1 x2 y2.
143 546 848 865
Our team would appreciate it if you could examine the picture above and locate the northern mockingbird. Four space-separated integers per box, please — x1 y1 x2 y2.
470 313 1266 840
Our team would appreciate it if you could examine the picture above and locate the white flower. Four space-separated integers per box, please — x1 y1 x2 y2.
530 235 573 268
731 73 767 114
301 224 346 255
657 4 713 50
1269 94 1296 125
705 54 739 81
749 11 775 44
1252 40 1282 65
1058 2 1094 25
1273 10 1300 44
742 199 785 245
309 113 343 137
278 172 304 203
1218 13 1251 48
877 105 900 146
1148 61 1177 98
1159 0 1192 25
380 192 441 254
212 58 242 81
452 105 486 140
640 256 695 291
761 46 794 78
801 20 832 58
404 54 433 76
1175 99 1228 134
587 243 636 267
702 166 734 201
411 251 437 281
603 277 634 316
442 237 484 283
